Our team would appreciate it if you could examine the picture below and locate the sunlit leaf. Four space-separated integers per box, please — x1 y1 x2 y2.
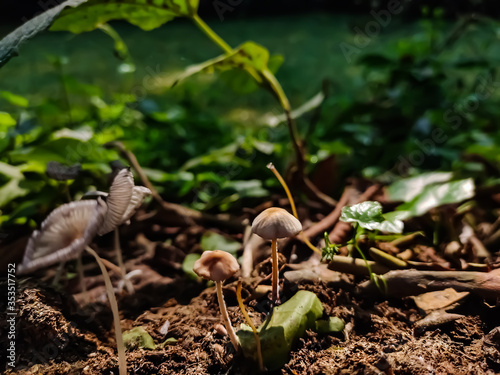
0 91 29 107
340 201 404 233
173 42 271 87
395 178 475 219
51 0 199 33
238 290 323 371
386 172 453 202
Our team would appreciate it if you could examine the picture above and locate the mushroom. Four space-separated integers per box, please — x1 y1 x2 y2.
251 207 302 304
18 197 127 375
97 168 152 235
18 198 107 275
96 168 151 293
193 250 240 351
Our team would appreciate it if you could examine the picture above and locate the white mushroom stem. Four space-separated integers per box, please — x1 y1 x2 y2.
216 281 240 351
77 255 89 304
85 246 127 375
271 238 280 304
114 228 134 294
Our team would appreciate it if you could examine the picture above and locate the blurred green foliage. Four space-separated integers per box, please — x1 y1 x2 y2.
1 8 500 230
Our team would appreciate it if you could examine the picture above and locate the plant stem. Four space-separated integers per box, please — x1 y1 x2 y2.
85 246 127 375
77 254 89 304
114 228 134 294
191 14 232 54
267 162 322 255
271 238 280 304
216 281 240 351
236 282 264 371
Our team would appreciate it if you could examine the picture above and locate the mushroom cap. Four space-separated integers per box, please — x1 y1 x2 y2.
121 186 152 224
98 168 134 235
18 198 107 275
251 207 302 240
193 250 240 282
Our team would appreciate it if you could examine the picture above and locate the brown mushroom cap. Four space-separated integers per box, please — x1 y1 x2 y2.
193 250 240 282
251 207 302 240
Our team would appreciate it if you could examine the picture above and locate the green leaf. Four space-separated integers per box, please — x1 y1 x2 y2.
395 178 475 219
0 0 89 67
0 112 16 127
237 290 323 371
0 91 29 107
173 41 271 87
315 317 345 334
122 327 156 350
340 201 404 233
182 253 201 280
200 231 240 255
51 0 199 33
386 172 453 202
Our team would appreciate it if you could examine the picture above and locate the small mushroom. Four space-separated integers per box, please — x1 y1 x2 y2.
98 168 152 235
96 168 151 293
193 250 240 351
18 198 107 275
252 207 302 304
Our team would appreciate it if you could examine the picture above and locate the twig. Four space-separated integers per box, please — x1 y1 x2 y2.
302 187 351 240
327 255 390 276
359 268 500 300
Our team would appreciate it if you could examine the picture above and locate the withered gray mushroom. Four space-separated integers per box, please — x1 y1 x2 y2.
252 207 302 304
18 198 107 275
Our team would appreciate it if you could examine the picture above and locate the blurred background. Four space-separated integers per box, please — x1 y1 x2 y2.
1 0 500 234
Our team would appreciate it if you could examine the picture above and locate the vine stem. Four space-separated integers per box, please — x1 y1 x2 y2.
85 246 127 375
236 282 264 371
192 14 232 53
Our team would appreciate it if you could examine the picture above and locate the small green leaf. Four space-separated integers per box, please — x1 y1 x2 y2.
237 290 323 371
386 172 453 202
200 231 240 255
51 0 199 33
173 41 271 87
315 317 344 334
0 91 29 107
123 327 156 350
182 253 201 280
395 178 475 219
0 112 16 127
340 201 403 233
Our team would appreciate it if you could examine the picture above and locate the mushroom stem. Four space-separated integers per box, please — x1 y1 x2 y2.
114 228 134 294
85 246 127 375
271 238 280 304
77 255 89 304
216 281 240 351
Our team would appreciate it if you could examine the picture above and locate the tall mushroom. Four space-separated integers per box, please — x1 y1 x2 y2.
193 250 240 351
18 198 107 275
251 207 302 304
96 168 151 293
18 197 127 375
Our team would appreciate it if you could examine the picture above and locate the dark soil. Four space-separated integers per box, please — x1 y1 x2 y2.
1 208 500 375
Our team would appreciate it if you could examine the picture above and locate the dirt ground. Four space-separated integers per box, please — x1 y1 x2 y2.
1 203 500 375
